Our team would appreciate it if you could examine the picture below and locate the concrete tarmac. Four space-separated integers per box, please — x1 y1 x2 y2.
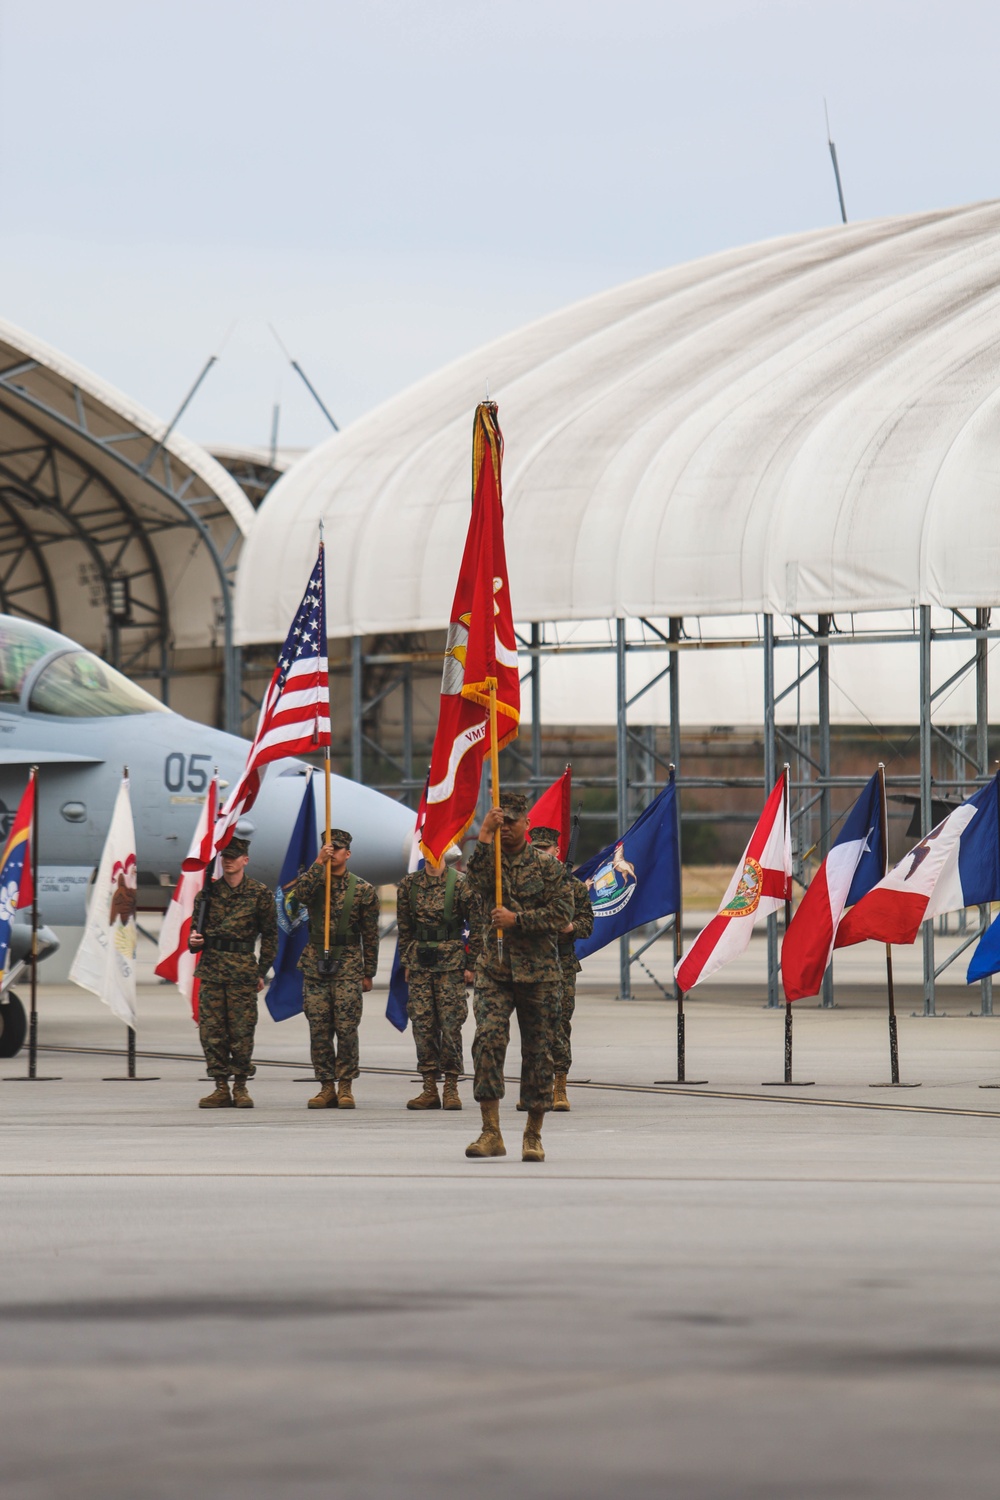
4 936 1000 1499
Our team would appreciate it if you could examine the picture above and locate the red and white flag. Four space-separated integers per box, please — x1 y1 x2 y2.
528 766 573 861
155 775 218 1020
835 800 979 949
214 546 330 854
675 775 792 991
421 403 520 864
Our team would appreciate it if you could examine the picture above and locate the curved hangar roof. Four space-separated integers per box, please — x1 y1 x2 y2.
0 319 253 660
236 199 1000 642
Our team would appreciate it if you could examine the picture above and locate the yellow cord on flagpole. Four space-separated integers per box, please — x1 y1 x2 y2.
489 681 503 960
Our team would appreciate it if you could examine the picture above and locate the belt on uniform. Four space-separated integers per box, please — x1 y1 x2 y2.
202 937 256 955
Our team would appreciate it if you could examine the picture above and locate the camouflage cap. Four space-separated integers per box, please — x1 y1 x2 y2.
328 828 353 848
529 825 561 848
498 790 528 819
220 835 250 857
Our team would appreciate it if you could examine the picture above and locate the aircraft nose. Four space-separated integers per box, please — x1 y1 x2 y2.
241 767 415 888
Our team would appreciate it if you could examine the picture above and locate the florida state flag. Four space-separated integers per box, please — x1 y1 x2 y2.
421 402 520 864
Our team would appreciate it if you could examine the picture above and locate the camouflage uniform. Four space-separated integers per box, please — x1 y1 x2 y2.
396 866 473 1078
553 872 594 1074
466 829 573 1112
197 873 277 1081
291 853 380 1083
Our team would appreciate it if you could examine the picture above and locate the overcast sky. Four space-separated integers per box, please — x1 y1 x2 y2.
0 1 996 451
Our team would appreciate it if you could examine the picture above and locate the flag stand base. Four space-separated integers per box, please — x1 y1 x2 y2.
655 1079 708 1086
762 1081 815 1087
979 1083 1000 1088
102 1076 160 1082
4 1075 61 1081
870 1082 921 1088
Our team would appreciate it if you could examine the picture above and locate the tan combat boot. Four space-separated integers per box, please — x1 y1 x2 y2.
465 1100 506 1158
442 1074 462 1110
199 1078 232 1109
552 1073 571 1112
522 1108 545 1162
407 1074 441 1110
307 1081 338 1109
232 1077 254 1109
337 1079 356 1109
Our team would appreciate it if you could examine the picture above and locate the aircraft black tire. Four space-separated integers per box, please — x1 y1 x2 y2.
0 991 27 1057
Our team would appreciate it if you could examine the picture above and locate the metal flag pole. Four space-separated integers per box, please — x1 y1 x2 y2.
657 765 707 1087
871 763 920 1088
489 681 503 961
764 764 814 1087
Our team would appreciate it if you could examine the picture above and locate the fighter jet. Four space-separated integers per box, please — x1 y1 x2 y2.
0 614 416 1054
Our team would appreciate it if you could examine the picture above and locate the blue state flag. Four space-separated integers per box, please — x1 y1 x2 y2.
386 941 409 1032
266 770 318 1021
574 777 681 961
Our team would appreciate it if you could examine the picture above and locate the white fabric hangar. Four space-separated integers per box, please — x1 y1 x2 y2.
236 201 1000 1012
237 199 1000 638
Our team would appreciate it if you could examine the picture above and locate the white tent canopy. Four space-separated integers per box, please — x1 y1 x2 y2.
236 200 1000 645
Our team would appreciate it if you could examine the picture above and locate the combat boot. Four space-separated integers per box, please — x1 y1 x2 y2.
442 1074 462 1110
199 1079 232 1109
552 1073 571 1112
407 1074 441 1110
308 1081 338 1109
465 1100 506 1158
522 1108 545 1163
338 1079 356 1109
232 1076 254 1109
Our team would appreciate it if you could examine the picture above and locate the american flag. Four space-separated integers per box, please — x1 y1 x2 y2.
214 546 330 854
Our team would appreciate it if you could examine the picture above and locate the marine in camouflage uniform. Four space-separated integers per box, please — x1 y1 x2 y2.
287 827 380 1109
191 834 277 1110
528 826 594 1112
396 862 475 1111
464 791 573 1163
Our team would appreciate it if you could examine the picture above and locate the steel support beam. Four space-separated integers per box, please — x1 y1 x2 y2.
616 617 631 1000
817 614 834 1008
977 607 993 1016
919 605 935 1015
351 634 363 782
530 622 542 790
763 614 780 1008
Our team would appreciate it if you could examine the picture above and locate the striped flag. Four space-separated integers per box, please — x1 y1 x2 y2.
155 775 219 1020
215 546 330 853
675 775 791 991
781 772 885 1000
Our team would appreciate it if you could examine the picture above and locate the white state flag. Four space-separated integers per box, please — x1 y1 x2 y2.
70 774 138 1028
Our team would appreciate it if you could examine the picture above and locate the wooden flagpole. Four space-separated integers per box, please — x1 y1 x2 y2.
489 681 503 959
319 526 333 966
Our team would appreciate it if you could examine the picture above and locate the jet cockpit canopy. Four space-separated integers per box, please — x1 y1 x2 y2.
0 616 168 718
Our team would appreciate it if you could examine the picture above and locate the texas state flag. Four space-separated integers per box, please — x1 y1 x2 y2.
781 772 884 1001
836 774 1000 949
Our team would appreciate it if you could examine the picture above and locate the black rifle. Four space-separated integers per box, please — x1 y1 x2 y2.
565 805 583 872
